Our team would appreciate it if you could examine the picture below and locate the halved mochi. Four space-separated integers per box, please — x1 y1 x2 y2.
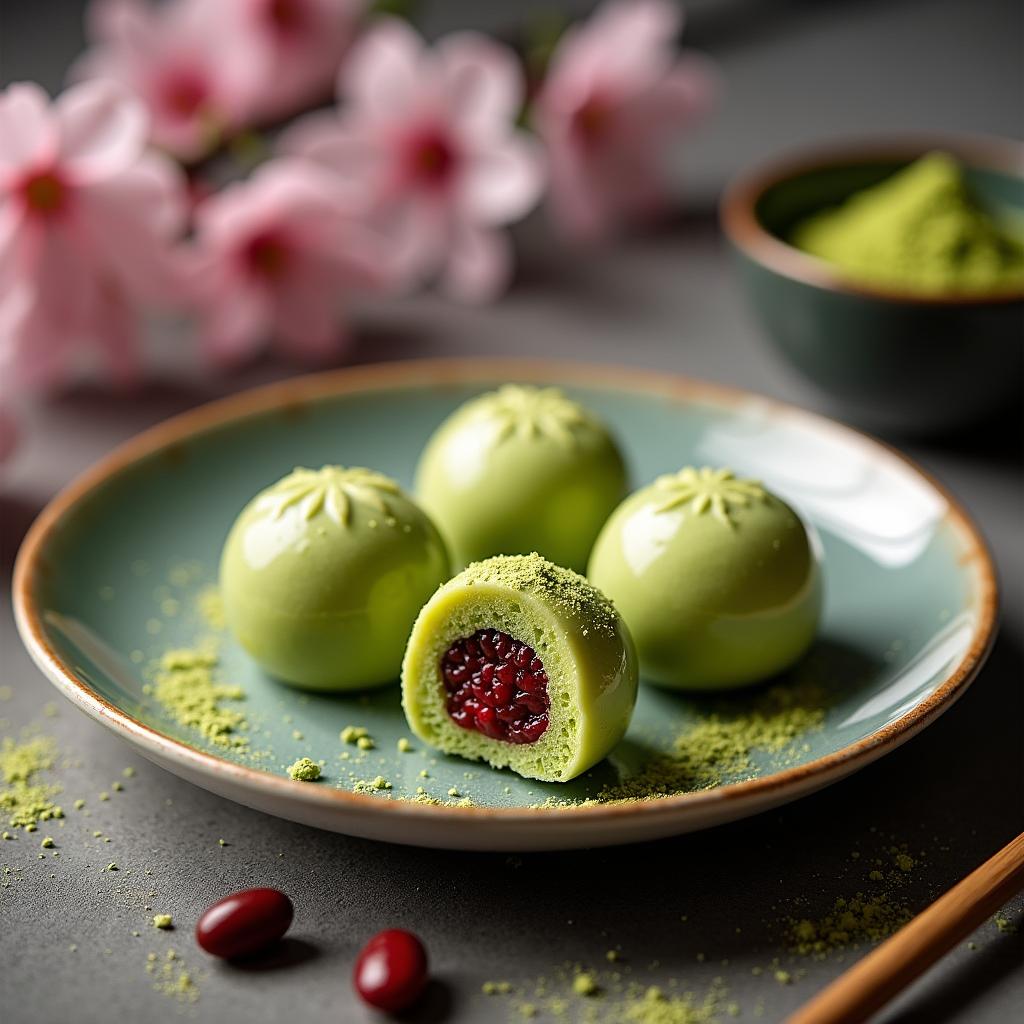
401 553 638 782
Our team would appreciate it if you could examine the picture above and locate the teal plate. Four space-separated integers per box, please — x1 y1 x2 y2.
13 361 997 850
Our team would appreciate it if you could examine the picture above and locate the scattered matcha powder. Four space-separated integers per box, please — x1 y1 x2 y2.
483 981 513 996
148 950 199 1003
197 585 226 631
397 738 413 753
0 735 64 828
353 776 392 793
340 726 369 744
288 758 321 782
148 649 250 749
788 891 912 958
573 972 599 997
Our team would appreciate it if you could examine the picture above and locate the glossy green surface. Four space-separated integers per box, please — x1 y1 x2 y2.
402 554 638 782
26 372 987 811
220 466 449 690
415 385 627 571
732 155 1024 433
589 468 822 689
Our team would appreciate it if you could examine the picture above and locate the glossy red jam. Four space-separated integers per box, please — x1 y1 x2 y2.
441 629 550 743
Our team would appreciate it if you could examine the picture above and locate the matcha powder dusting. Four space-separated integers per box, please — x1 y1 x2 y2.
793 152 1024 294
148 649 249 750
0 736 63 828
288 758 321 782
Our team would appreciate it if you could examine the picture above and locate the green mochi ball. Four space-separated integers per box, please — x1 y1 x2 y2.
588 467 822 690
415 385 627 572
220 466 450 691
401 553 638 782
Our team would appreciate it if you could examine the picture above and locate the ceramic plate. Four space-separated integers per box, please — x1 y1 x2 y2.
13 361 997 850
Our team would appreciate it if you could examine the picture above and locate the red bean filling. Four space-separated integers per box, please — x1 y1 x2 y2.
441 629 550 744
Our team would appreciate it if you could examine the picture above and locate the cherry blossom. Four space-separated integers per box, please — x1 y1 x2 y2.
0 80 187 391
534 0 715 242
213 0 367 122
188 159 388 364
71 0 260 161
282 17 545 303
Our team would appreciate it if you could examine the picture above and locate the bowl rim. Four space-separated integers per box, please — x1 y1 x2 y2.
11 358 1000 834
720 134 1024 307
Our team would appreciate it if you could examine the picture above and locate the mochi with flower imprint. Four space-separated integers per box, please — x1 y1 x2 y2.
415 386 627 573
588 467 822 690
221 466 449 690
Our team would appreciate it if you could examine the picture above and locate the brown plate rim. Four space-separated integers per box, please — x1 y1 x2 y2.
12 358 1000 829
720 133 1024 307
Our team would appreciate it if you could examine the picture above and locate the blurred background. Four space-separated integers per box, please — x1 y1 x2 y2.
1 0 1021 516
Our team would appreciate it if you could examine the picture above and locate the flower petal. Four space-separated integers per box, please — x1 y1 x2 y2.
277 114 386 205
56 79 148 183
436 32 524 135
649 52 719 122
0 201 29 294
201 282 271 366
77 152 188 304
0 226 95 391
0 83 57 179
273 262 347 361
91 284 141 387
460 134 544 224
378 197 446 290
544 139 609 244
340 17 425 115
441 222 512 304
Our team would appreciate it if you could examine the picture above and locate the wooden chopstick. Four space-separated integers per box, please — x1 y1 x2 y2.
786 831 1024 1024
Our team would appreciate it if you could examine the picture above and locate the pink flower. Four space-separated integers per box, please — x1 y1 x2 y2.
282 18 545 303
188 159 386 364
72 0 260 162
0 80 187 392
534 0 715 243
213 0 366 123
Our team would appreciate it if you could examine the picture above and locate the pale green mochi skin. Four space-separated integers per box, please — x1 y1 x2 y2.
588 467 822 691
415 385 627 573
220 467 450 691
401 554 639 783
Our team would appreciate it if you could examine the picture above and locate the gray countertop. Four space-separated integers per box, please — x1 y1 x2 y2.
1 1 1021 1022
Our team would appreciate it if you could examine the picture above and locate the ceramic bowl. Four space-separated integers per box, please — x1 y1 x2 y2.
721 137 1024 435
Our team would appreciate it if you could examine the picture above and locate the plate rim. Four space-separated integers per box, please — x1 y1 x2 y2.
12 358 999 833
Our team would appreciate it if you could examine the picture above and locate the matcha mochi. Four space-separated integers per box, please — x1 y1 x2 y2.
402 554 638 782
415 385 627 572
221 467 449 690
589 467 822 690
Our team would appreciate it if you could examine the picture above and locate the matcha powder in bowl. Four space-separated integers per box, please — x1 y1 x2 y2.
792 151 1024 294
